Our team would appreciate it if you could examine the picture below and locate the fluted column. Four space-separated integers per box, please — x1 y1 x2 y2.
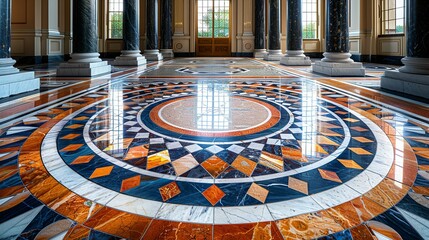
144 0 163 61
312 0 364 76
264 0 282 61
0 0 39 98
161 0 174 58
113 0 146 66
57 0 111 76
280 0 311 66
381 0 429 98
254 0 267 58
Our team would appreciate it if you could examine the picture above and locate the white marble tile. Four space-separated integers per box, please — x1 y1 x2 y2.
156 204 214 224
150 138 165 144
247 142 264 151
311 184 361 209
227 145 245 154
267 196 323 219
280 134 295 140
214 205 273 224
127 127 142 132
345 170 384 194
266 138 282 145
135 132 150 139
206 145 224 154
185 144 203 153
166 142 183 150
72 183 119 205
108 194 162 217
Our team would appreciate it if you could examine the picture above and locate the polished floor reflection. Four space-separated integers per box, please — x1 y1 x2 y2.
0 58 428 239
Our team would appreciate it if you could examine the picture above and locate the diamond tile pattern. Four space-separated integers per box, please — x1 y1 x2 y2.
60 144 84 152
231 155 257 177
201 156 229 178
202 184 226 206
247 183 269 203
338 159 363 170
259 151 284 172
89 166 114 179
120 175 141 192
159 181 181 201
172 154 199 176
147 150 171 170
288 177 308 195
71 155 94 165
318 169 342 183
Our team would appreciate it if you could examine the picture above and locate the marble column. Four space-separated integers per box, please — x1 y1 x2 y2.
161 0 174 58
114 0 147 66
264 0 283 61
144 0 163 61
312 0 365 76
280 0 311 66
0 0 39 98
57 0 111 76
381 0 429 98
254 0 267 58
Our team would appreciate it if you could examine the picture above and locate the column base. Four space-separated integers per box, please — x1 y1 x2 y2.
144 50 164 61
263 50 283 61
57 53 112 77
281 56 312 66
381 70 429 99
312 61 365 76
254 49 268 58
57 61 111 77
113 50 147 66
161 49 174 58
0 71 40 98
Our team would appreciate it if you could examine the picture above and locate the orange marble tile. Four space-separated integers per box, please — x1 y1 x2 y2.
60 133 81 140
18 151 50 186
159 181 181 201
259 151 284 172
63 224 91 240
0 136 27 147
326 196 387 229
318 169 342 183
0 185 24 198
352 137 374 143
214 222 283 240
363 178 410 209
367 221 403 240
318 127 343 137
60 144 84 152
51 193 103 223
419 165 429 171
66 124 83 129
201 156 229 178
276 211 344 239
143 220 213 240
124 145 149 160
350 126 369 132
202 184 226 206
350 224 377 240
73 116 89 121
0 191 30 212
147 150 171 170
89 166 114 179
281 146 308 162
343 118 360 123
0 165 18 182
387 160 418 187
316 136 339 146
412 186 429 195
84 207 151 240
247 183 269 203
171 154 199 176
338 159 363 170
349 147 373 155
71 155 95 165
288 177 308 195
231 155 257 176
121 175 141 192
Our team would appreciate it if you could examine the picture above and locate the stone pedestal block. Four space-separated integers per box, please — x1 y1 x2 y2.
264 50 283 61
381 70 429 99
312 61 365 76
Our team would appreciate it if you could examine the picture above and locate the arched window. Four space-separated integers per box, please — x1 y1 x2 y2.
108 0 123 39
302 0 318 39
381 0 405 35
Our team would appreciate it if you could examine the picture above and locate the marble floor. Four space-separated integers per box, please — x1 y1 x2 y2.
0 58 428 239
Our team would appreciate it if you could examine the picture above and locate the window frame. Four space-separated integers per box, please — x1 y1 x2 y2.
301 0 319 40
108 0 124 39
380 0 405 36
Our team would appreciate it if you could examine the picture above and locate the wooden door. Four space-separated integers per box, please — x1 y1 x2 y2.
196 0 231 57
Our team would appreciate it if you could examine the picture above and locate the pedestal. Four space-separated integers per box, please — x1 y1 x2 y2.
281 50 311 66
57 53 111 77
0 70 39 98
114 50 147 66
312 52 365 76
263 50 283 61
381 70 429 99
254 49 267 58
144 50 164 61
161 49 174 58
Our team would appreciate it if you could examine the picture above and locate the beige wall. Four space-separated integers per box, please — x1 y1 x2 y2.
10 0 406 59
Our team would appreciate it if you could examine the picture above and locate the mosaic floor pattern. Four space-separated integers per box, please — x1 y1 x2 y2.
0 58 429 239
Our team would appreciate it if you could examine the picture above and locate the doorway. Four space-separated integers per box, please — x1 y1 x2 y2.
196 0 231 57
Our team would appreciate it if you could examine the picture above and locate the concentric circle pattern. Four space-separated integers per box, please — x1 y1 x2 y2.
2 58 428 239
